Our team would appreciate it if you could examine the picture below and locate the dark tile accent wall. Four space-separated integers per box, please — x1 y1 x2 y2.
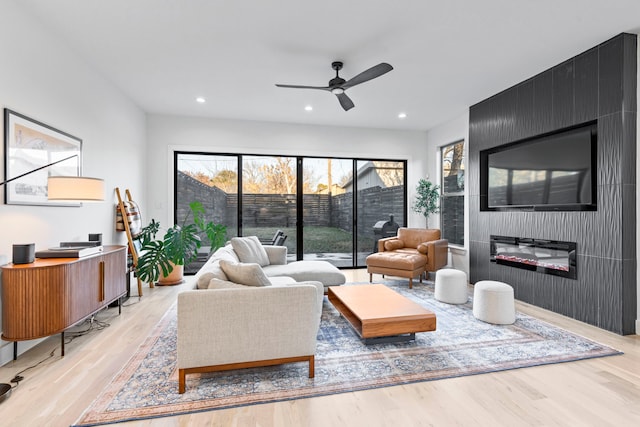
469 33 637 334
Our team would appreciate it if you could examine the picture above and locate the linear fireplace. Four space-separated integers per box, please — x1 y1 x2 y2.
490 235 577 279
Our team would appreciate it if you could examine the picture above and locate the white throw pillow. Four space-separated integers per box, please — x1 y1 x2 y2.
208 278 249 290
219 259 271 287
195 260 228 289
230 236 270 267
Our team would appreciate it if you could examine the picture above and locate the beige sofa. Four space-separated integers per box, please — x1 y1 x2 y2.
193 240 346 293
366 228 448 288
177 236 343 393
177 283 322 393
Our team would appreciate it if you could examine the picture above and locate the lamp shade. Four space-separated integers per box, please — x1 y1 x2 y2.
47 176 105 202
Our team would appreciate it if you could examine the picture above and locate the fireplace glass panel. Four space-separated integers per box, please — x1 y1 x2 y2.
490 235 577 279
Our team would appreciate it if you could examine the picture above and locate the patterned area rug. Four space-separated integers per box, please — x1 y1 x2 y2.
73 280 621 426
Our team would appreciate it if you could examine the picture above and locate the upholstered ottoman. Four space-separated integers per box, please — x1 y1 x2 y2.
472 280 516 325
366 251 427 289
434 269 468 304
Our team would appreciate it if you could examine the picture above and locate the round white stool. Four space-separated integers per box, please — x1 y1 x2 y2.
434 269 468 304
472 280 516 325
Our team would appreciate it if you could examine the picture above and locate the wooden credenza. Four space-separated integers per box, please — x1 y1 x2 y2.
1 245 127 359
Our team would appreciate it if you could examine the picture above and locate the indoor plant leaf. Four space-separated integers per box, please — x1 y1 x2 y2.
136 239 173 283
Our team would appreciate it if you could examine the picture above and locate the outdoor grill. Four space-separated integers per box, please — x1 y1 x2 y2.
372 214 400 252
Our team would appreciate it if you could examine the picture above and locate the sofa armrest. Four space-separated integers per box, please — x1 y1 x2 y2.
290 280 324 312
263 245 287 265
177 285 321 370
424 239 449 271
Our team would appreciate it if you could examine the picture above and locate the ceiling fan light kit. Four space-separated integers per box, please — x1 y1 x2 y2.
276 61 393 111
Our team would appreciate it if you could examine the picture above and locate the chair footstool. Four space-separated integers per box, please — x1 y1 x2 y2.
434 269 468 304
366 252 426 289
472 280 515 325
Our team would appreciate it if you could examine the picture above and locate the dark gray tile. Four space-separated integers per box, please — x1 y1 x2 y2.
597 115 623 185
573 256 601 326
468 150 480 197
621 258 637 335
622 33 637 114
516 80 535 140
574 184 622 259
552 277 575 318
596 257 623 333
531 271 554 311
622 183 636 261
552 59 575 129
533 70 554 134
575 47 599 122
469 102 490 150
468 195 480 237
621 111 636 185
500 263 535 303
598 35 624 116
495 89 520 144
470 240 490 283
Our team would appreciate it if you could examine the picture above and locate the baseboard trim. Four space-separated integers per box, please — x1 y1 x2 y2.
0 338 44 367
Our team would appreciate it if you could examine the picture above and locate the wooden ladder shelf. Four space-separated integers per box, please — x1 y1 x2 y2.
115 187 150 297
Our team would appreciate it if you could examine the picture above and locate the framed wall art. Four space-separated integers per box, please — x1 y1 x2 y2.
3 109 82 206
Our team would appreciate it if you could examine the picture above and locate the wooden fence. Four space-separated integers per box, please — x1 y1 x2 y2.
176 171 405 234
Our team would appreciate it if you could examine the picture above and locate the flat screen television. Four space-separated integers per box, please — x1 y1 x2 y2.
480 122 597 211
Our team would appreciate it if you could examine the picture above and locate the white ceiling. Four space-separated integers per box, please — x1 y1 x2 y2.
16 0 640 131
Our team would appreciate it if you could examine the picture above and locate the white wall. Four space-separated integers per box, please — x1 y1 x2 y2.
424 112 470 274
146 114 428 227
0 1 147 364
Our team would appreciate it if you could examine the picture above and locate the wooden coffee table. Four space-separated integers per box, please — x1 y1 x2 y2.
327 284 436 344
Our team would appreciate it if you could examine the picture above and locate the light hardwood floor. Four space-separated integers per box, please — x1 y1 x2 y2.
1 269 639 427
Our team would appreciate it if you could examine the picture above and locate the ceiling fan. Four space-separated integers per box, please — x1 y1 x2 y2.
275 61 393 111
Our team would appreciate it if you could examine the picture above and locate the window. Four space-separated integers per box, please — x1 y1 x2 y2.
441 140 464 246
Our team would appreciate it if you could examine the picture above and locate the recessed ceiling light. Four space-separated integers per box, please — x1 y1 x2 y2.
398 112 407 119
305 105 313 112
196 97 206 103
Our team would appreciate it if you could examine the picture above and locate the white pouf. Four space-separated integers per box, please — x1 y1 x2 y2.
435 269 468 304
472 280 516 325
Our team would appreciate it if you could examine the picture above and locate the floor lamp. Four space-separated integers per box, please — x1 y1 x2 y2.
0 154 105 201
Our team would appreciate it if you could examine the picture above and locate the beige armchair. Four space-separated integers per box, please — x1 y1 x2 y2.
366 228 448 288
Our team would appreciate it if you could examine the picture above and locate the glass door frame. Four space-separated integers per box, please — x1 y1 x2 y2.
174 151 407 268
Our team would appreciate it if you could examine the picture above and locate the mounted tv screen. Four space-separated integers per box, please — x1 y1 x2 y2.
481 122 597 211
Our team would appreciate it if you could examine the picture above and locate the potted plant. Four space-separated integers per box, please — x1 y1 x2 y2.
135 201 225 285
412 178 441 228
136 202 221 285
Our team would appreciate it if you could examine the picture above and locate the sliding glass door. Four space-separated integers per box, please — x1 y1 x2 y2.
354 160 406 267
302 158 354 267
175 152 406 269
241 155 297 259
175 153 237 241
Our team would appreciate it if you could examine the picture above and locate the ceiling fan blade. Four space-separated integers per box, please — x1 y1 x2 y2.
275 84 331 91
342 63 393 89
336 92 355 111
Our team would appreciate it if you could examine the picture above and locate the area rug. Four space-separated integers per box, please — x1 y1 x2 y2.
73 279 621 426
